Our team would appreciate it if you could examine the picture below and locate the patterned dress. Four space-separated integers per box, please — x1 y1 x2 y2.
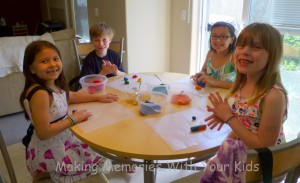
231 85 286 144
206 55 236 82
24 90 106 183
200 85 286 183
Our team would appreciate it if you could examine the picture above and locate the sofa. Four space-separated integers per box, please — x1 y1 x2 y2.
0 29 80 116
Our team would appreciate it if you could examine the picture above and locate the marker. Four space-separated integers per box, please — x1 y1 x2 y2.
197 81 206 88
72 109 76 114
190 124 206 132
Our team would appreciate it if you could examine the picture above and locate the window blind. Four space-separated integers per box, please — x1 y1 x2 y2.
270 0 300 30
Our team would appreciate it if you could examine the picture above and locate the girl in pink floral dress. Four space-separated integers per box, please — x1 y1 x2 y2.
200 23 288 182
20 40 119 182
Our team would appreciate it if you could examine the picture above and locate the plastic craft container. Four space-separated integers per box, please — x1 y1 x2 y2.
124 83 149 104
137 91 167 115
169 82 194 105
151 84 169 95
79 74 108 94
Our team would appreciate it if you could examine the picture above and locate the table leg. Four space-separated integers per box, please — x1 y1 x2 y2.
144 160 157 183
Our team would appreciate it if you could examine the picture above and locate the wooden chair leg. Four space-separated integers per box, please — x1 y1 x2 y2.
0 130 17 183
285 165 300 183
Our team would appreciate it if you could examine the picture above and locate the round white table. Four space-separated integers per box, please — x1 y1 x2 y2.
70 72 231 183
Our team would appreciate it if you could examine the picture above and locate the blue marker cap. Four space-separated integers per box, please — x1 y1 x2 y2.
197 81 206 88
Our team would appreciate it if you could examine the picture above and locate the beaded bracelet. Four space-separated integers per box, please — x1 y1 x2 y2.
67 115 77 126
225 115 235 124
70 116 77 124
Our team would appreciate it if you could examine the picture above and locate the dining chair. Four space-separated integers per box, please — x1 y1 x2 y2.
246 136 300 183
0 130 17 183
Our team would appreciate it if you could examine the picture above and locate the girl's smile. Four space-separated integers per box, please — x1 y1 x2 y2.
30 48 62 83
210 26 234 53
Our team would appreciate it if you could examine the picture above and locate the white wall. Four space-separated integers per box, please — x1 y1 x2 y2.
125 0 171 73
170 0 192 74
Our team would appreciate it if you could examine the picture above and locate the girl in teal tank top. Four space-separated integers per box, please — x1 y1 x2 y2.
191 21 237 89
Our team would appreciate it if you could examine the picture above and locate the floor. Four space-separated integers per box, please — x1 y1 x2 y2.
105 166 202 183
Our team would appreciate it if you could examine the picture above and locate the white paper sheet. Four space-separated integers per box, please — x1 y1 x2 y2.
107 74 153 92
107 74 173 92
144 108 231 151
168 75 193 85
69 102 137 132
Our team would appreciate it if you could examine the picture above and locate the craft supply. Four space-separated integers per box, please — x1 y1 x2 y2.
195 85 202 90
137 78 142 82
139 81 142 91
190 124 207 132
80 74 107 94
152 85 168 95
170 93 191 105
192 116 196 121
93 80 101 83
88 86 97 94
197 81 206 88
154 74 165 85
139 103 161 115
132 74 138 79
137 91 167 115
124 77 128 81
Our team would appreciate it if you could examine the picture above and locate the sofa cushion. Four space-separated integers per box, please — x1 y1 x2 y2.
50 29 75 41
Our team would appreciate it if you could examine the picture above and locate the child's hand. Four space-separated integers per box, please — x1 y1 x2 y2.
116 70 126 76
205 113 224 131
191 72 205 82
96 93 119 103
100 60 118 75
71 109 92 123
205 92 233 130
199 75 218 86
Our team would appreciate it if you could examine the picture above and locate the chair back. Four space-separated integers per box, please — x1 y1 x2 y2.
246 137 300 182
110 37 125 63
0 130 17 183
73 37 125 69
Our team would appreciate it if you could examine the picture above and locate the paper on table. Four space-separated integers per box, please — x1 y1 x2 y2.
144 108 231 151
69 102 137 132
107 74 173 92
168 75 193 85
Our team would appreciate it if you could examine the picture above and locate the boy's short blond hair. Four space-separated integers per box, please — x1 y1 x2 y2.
89 22 115 40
